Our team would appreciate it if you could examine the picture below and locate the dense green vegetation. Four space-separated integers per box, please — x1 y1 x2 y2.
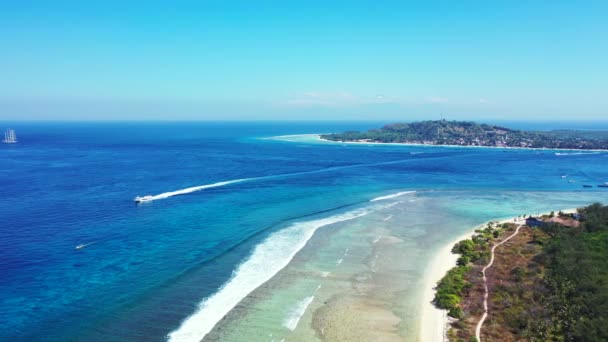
434 265 470 318
536 203 608 341
433 223 503 318
435 204 608 341
321 120 608 149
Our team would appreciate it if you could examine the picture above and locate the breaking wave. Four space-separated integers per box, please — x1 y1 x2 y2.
555 152 602 156
283 295 315 331
370 190 416 202
167 204 388 342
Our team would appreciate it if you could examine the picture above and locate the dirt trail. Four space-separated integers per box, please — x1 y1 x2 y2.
475 223 523 342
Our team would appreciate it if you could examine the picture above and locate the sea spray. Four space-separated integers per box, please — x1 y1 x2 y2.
167 203 391 342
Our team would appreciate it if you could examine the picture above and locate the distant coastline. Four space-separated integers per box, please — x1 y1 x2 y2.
320 120 608 151
315 134 608 152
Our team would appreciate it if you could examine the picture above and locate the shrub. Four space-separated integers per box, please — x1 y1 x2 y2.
457 256 470 266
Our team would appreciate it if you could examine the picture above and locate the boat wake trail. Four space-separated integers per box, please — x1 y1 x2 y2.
143 179 246 201
167 203 392 342
138 158 423 202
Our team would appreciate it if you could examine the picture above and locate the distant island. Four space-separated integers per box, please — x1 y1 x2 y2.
320 120 608 150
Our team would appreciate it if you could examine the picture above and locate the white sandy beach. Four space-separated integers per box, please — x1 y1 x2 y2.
305 134 608 153
418 209 577 341
418 229 470 342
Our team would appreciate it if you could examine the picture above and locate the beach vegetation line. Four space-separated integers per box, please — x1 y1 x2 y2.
434 203 608 341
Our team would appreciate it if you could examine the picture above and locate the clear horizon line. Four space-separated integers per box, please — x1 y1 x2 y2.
2 118 608 123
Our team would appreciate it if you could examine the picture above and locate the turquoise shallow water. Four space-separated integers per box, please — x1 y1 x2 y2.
1 122 608 341
196 190 608 342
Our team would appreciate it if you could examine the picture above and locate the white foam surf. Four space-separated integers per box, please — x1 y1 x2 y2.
370 253 379 272
283 295 315 331
555 151 601 156
167 205 383 342
383 215 393 221
370 191 415 202
384 201 403 209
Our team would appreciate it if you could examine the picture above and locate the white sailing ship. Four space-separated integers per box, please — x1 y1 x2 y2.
2 129 17 143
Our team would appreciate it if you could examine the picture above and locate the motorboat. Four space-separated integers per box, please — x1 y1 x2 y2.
134 195 154 202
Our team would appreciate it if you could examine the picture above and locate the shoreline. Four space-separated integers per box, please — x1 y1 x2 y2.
419 208 577 341
277 134 608 153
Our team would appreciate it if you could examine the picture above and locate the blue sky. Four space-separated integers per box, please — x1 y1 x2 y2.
1 1 607 121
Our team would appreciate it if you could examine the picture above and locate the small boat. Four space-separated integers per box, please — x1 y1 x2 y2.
75 242 95 250
134 195 154 202
583 185 593 188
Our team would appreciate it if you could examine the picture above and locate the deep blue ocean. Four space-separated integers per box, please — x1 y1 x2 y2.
1 121 608 341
